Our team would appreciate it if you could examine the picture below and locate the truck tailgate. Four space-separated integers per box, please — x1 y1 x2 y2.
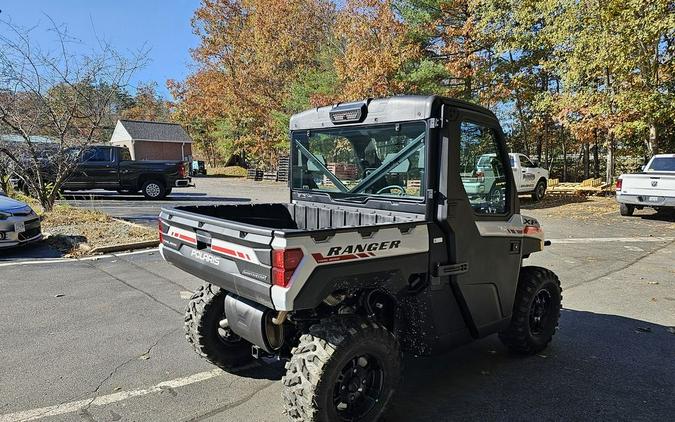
621 174 675 197
159 207 275 307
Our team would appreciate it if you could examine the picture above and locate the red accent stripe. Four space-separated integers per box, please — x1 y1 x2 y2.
212 245 237 257
212 244 253 262
357 253 369 258
368 252 376 256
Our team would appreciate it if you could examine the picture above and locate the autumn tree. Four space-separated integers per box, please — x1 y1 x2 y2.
333 0 420 100
170 0 335 168
122 82 171 121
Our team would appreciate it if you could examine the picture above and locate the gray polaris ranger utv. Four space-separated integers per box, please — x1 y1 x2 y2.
159 96 562 421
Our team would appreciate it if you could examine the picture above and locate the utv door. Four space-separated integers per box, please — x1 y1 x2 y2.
437 106 522 337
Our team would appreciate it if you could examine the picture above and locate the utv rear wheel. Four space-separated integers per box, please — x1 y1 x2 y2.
499 267 562 354
184 284 253 371
282 317 401 422
619 203 635 216
141 180 166 199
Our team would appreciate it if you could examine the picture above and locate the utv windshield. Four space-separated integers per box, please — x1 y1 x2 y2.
291 122 426 200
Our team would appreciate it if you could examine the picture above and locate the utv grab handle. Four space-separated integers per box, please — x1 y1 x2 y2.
433 262 469 277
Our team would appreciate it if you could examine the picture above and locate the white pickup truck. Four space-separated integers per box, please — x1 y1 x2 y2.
616 154 675 216
463 153 549 202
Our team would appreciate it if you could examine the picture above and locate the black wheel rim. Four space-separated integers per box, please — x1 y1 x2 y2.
333 354 384 420
529 289 553 335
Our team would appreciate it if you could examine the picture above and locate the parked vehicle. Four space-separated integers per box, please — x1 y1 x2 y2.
462 153 548 202
0 193 42 249
190 160 207 176
159 96 562 422
616 153 675 216
509 153 549 200
13 145 193 199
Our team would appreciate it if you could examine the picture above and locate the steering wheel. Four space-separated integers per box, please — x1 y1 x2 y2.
376 185 406 196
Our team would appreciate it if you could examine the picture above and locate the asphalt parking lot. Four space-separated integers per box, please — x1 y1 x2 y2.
0 182 674 422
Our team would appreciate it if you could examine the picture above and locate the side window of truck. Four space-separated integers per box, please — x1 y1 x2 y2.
458 121 508 215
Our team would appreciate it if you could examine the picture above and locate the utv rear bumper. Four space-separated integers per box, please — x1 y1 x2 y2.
160 244 274 308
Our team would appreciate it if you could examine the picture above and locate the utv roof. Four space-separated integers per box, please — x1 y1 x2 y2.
289 95 496 131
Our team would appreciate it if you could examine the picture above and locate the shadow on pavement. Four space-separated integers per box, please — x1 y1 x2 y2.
384 309 675 421
0 240 64 261
520 194 590 210
637 209 675 222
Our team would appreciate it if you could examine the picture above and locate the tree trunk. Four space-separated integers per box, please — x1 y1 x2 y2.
593 130 600 178
583 142 590 179
647 123 658 156
562 137 567 182
605 134 615 184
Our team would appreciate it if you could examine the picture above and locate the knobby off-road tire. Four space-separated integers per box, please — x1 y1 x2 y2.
282 317 401 422
619 203 635 216
184 284 253 371
531 179 547 201
499 266 562 354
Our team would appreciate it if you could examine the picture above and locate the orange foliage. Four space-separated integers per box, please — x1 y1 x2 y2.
334 0 420 101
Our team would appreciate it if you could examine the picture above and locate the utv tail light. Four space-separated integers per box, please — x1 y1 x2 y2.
523 225 542 235
272 248 304 288
158 220 165 243
178 164 186 178
615 178 622 190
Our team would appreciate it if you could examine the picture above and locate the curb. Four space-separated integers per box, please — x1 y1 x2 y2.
89 240 160 255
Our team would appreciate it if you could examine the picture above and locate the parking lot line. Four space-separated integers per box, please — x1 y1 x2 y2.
0 248 159 268
0 369 224 422
550 236 674 244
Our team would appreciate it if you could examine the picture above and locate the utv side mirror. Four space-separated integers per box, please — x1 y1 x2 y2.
533 160 540 167
641 165 646 171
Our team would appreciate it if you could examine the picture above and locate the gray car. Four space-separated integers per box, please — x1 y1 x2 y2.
0 192 42 248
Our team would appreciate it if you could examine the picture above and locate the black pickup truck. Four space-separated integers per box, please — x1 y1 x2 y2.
62 145 192 199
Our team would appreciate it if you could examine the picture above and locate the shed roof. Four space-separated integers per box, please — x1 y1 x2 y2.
118 119 192 143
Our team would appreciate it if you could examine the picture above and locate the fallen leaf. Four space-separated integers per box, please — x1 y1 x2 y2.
54 294 65 298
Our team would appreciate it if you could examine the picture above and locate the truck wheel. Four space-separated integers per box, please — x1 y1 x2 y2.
499 267 562 355
531 179 547 201
282 317 401 422
184 284 253 371
141 180 166 199
619 203 635 216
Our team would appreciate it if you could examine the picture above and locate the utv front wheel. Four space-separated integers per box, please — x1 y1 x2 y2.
184 284 253 371
282 317 401 422
499 267 562 354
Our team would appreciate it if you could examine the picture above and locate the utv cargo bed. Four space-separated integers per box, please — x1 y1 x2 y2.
159 202 425 308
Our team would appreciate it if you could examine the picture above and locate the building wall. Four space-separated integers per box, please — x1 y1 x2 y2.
110 121 132 142
132 141 192 161
111 140 135 159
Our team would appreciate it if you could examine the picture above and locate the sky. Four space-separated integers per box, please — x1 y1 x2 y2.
0 0 202 98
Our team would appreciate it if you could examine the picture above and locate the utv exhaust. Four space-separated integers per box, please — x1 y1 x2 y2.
224 294 284 354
